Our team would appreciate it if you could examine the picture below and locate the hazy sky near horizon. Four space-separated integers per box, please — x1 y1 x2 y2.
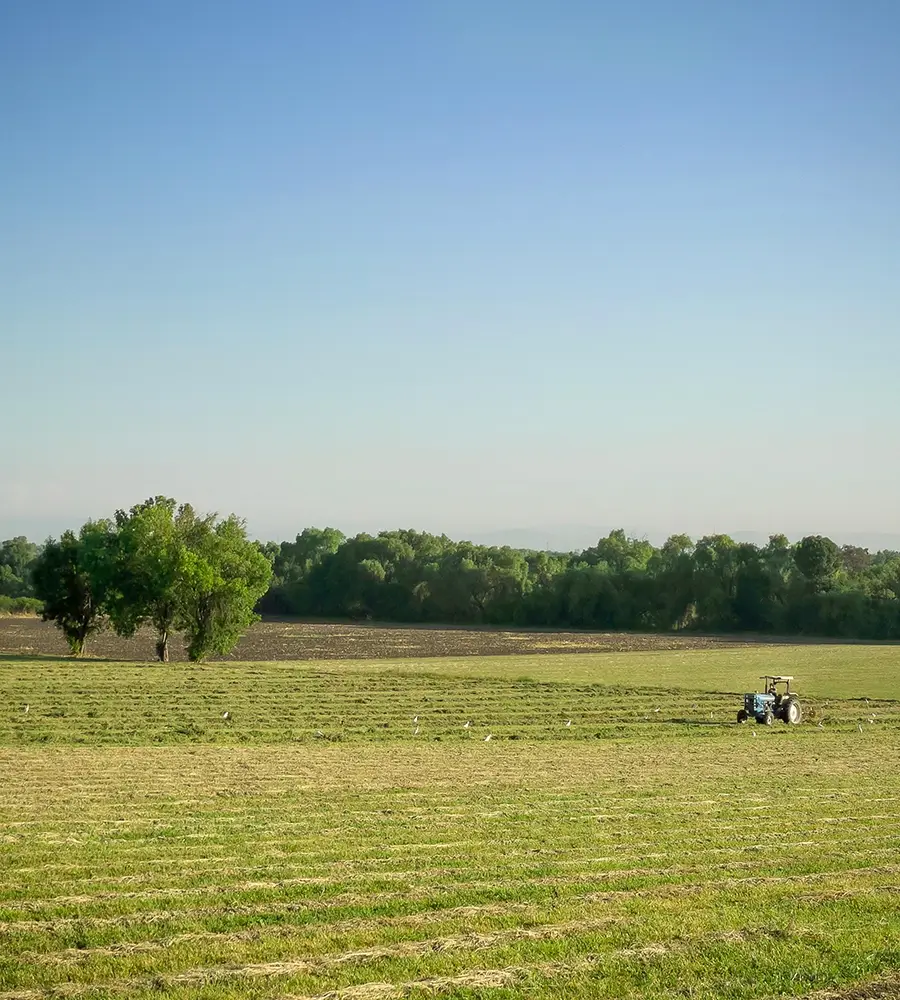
3 1 899 543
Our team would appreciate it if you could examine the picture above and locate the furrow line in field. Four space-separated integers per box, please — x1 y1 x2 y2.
7 798 897 834
1 861 872 908
13 903 545 960
8 819 898 876
7 840 479 875
0 890 411 934
25 914 620 968
5 837 900 895
4 865 899 924
0 924 801 998
5 876 899 939
287 965 900 1000
0 920 617 997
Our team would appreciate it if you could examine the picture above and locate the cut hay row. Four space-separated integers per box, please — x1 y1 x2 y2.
0 923 895 1000
1 648 899 999
4 832 900 899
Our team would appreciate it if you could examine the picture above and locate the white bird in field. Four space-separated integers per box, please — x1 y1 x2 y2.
751 731 757 738
857 724 863 733
315 730 325 738
653 708 660 714
817 722 824 729
412 715 418 724
23 704 29 714
414 725 420 735
463 721 471 729
222 711 230 720
565 719 572 728
484 734 493 742
866 699 869 706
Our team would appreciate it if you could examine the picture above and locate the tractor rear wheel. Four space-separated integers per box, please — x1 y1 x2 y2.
737 709 748 723
784 699 802 725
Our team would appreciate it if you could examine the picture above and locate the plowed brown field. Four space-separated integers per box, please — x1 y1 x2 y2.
0 617 753 662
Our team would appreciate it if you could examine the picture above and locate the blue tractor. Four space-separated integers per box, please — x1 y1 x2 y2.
738 675 802 726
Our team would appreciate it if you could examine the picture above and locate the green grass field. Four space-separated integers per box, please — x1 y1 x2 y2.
1 643 899 999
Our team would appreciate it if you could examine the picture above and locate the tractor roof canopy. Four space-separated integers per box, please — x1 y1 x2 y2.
760 675 793 682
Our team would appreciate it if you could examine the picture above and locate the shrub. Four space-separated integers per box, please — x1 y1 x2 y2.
0 596 44 615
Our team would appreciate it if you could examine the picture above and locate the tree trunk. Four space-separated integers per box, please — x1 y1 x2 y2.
156 630 169 662
67 622 88 656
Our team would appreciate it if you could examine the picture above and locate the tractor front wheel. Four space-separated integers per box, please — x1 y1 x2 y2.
737 709 748 723
762 710 774 726
784 699 802 725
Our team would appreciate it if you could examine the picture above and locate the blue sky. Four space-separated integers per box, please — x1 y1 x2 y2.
2 1 898 545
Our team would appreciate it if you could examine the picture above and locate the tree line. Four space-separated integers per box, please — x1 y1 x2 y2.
0 535 43 614
5 510 900 650
258 527 900 639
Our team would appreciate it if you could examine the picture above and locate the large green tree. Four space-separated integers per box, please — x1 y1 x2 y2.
105 497 202 662
690 534 740 630
30 523 112 655
582 530 654 574
261 527 345 614
794 535 842 592
176 515 272 662
647 534 696 630
839 545 872 576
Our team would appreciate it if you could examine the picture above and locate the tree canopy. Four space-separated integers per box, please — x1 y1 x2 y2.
24 500 271 660
0 536 40 598
257 528 900 640
30 523 111 655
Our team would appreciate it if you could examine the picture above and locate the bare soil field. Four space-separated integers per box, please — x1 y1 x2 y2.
0 616 757 662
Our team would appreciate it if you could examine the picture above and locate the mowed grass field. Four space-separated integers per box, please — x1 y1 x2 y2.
1 633 899 999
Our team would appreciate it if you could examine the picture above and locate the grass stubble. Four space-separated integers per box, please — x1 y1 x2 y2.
1 638 898 999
